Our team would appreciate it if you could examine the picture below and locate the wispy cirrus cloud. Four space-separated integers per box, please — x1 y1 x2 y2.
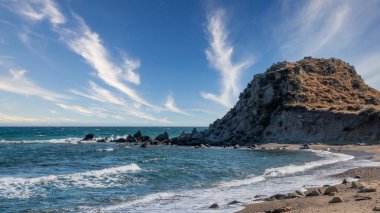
201 9 253 108
71 81 128 106
9 0 159 109
59 16 155 108
9 0 65 26
0 112 75 125
71 81 170 123
57 103 108 118
7 0 173 123
164 94 190 116
0 68 67 102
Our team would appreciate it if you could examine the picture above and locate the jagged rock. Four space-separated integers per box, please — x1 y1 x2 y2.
373 206 380 211
195 57 380 145
96 138 107 143
114 138 128 143
141 135 151 142
329 196 343 203
126 135 136 142
133 130 142 139
82 134 94 141
324 186 339 195
155 131 169 142
209 203 219 208
342 178 348 185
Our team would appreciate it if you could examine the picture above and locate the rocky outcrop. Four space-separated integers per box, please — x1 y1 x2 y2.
173 57 380 145
82 134 94 141
155 131 169 142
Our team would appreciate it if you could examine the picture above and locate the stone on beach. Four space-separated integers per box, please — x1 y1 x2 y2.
329 196 343 203
358 183 377 193
270 206 293 213
324 186 339 195
306 189 321 196
352 181 365 188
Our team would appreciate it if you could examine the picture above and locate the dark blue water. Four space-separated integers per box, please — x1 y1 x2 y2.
0 127 371 212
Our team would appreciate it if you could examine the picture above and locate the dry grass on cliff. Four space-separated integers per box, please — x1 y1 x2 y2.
282 57 380 114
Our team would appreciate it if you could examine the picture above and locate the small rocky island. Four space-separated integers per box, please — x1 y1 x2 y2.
173 57 380 145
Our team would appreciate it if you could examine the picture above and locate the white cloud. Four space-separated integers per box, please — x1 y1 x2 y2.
71 81 128 106
356 53 380 90
0 112 75 124
71 82 170 123
123 58 141 85
11 0 65 26
58 16 156 108
164 94 190 116
57 103 108 118
201 9 253 108
0 68 67 101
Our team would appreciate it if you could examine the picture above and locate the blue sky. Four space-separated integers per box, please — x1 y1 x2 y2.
0 0 379 126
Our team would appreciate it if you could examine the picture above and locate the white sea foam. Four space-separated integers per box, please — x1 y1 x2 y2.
0 163 141 199
96 148 114 152
218 149 353 189
96 150 377 213
0 138 83 144
101 192 176 212
264 150 354 177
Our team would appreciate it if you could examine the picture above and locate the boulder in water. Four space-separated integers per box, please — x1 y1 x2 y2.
155 131 169 141
134 130 142 139
82 134 94 141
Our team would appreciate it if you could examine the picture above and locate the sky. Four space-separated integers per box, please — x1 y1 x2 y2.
0 0 379 126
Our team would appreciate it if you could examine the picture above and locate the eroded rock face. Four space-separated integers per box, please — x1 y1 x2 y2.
174 57 380 145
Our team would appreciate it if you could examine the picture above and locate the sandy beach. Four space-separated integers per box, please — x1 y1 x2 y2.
236 144 380 213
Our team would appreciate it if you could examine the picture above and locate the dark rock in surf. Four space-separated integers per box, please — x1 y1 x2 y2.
155 131 169 142
83 134 94 141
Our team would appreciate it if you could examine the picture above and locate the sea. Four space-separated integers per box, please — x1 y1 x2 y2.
0 127 379 213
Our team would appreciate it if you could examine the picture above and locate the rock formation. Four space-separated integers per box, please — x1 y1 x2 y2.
175 57 380 145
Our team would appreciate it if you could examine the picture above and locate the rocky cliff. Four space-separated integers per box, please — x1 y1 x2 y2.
176 57 380 145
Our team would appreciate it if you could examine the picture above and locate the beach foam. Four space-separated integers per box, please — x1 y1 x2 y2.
96 150 362 213
0 163 141 199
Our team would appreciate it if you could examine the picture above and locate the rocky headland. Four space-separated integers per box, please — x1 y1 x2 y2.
172 57 380 146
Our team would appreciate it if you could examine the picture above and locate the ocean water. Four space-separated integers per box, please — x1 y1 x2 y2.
0 127 379 213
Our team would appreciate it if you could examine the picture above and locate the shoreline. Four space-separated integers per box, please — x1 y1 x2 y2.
236 143 380 213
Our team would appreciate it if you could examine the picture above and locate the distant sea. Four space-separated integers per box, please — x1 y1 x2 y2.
0 127 379 212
